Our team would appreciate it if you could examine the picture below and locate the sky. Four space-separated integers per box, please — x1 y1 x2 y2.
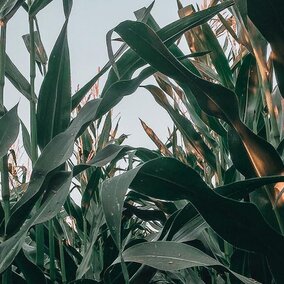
6 0 195 149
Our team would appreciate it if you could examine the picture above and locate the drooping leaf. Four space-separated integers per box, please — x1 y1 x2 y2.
102 1 234 96
96 66 154 119
116 241 259 284
114 20 240 126
37 20 71 149
115 20 284 219
0 104 19 160
29 0 53 17
7 99 101 235
0 0 24 21
102 157 284 281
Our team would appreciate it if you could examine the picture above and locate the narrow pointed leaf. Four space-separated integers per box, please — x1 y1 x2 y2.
37 20 71 149
0 104 19 159
5 54 34 102
20 120 32 161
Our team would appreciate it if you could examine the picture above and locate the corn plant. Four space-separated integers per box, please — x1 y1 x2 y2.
1 0 284 283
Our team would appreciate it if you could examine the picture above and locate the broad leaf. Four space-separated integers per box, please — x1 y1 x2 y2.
7 99 101 235
117 241 259 284
102 157 284 281
114 20 240 126
37 20 71 149
0 171 72 273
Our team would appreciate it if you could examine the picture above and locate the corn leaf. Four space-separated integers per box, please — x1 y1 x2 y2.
37 20 71 149
0 104 19 160
117 241 259 284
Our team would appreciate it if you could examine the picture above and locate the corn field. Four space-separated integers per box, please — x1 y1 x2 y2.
1 0 284 283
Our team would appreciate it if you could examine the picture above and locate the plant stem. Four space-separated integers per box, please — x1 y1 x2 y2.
28 11 38 163
59 239 67 283
0 20 12 284
49 220 56 282
0 21 5 117
83 217 87 254
28 4 45 267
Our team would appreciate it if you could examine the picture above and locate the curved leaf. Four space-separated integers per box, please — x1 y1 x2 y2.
0 104 19 160
0 171 72 273
103 1 234 94
7 99 101 235
117 241 258 284
143 84 217 171
29 0 53 17
114 20 240 126
0 0 24 21
102 157 284 281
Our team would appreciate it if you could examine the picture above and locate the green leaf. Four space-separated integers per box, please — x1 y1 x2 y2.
216 175 284 200
201 24 234 89
7 99 101 235
88 144 133 167
143 84 217 171
101 166 141 249
235 54 262 130
76 209 104 279
248 0 284 97
114 20 240 126
63 0 73 19
0 104 19 160
97 111 112 150
115 20 284 222
117 241 259 284
15 249 47 284
20 120 32 161
102 1 234 94
102 157 284 281
5 54 34 102
235 120 282 181
29 0 53 17
0 171 72 273
96 67 154 119
0 0 24 21
37 20 71 150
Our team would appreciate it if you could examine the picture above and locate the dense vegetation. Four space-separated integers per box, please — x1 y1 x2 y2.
1 0 284 283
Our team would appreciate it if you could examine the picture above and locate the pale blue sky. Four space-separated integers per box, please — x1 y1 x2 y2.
6 1 196 148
